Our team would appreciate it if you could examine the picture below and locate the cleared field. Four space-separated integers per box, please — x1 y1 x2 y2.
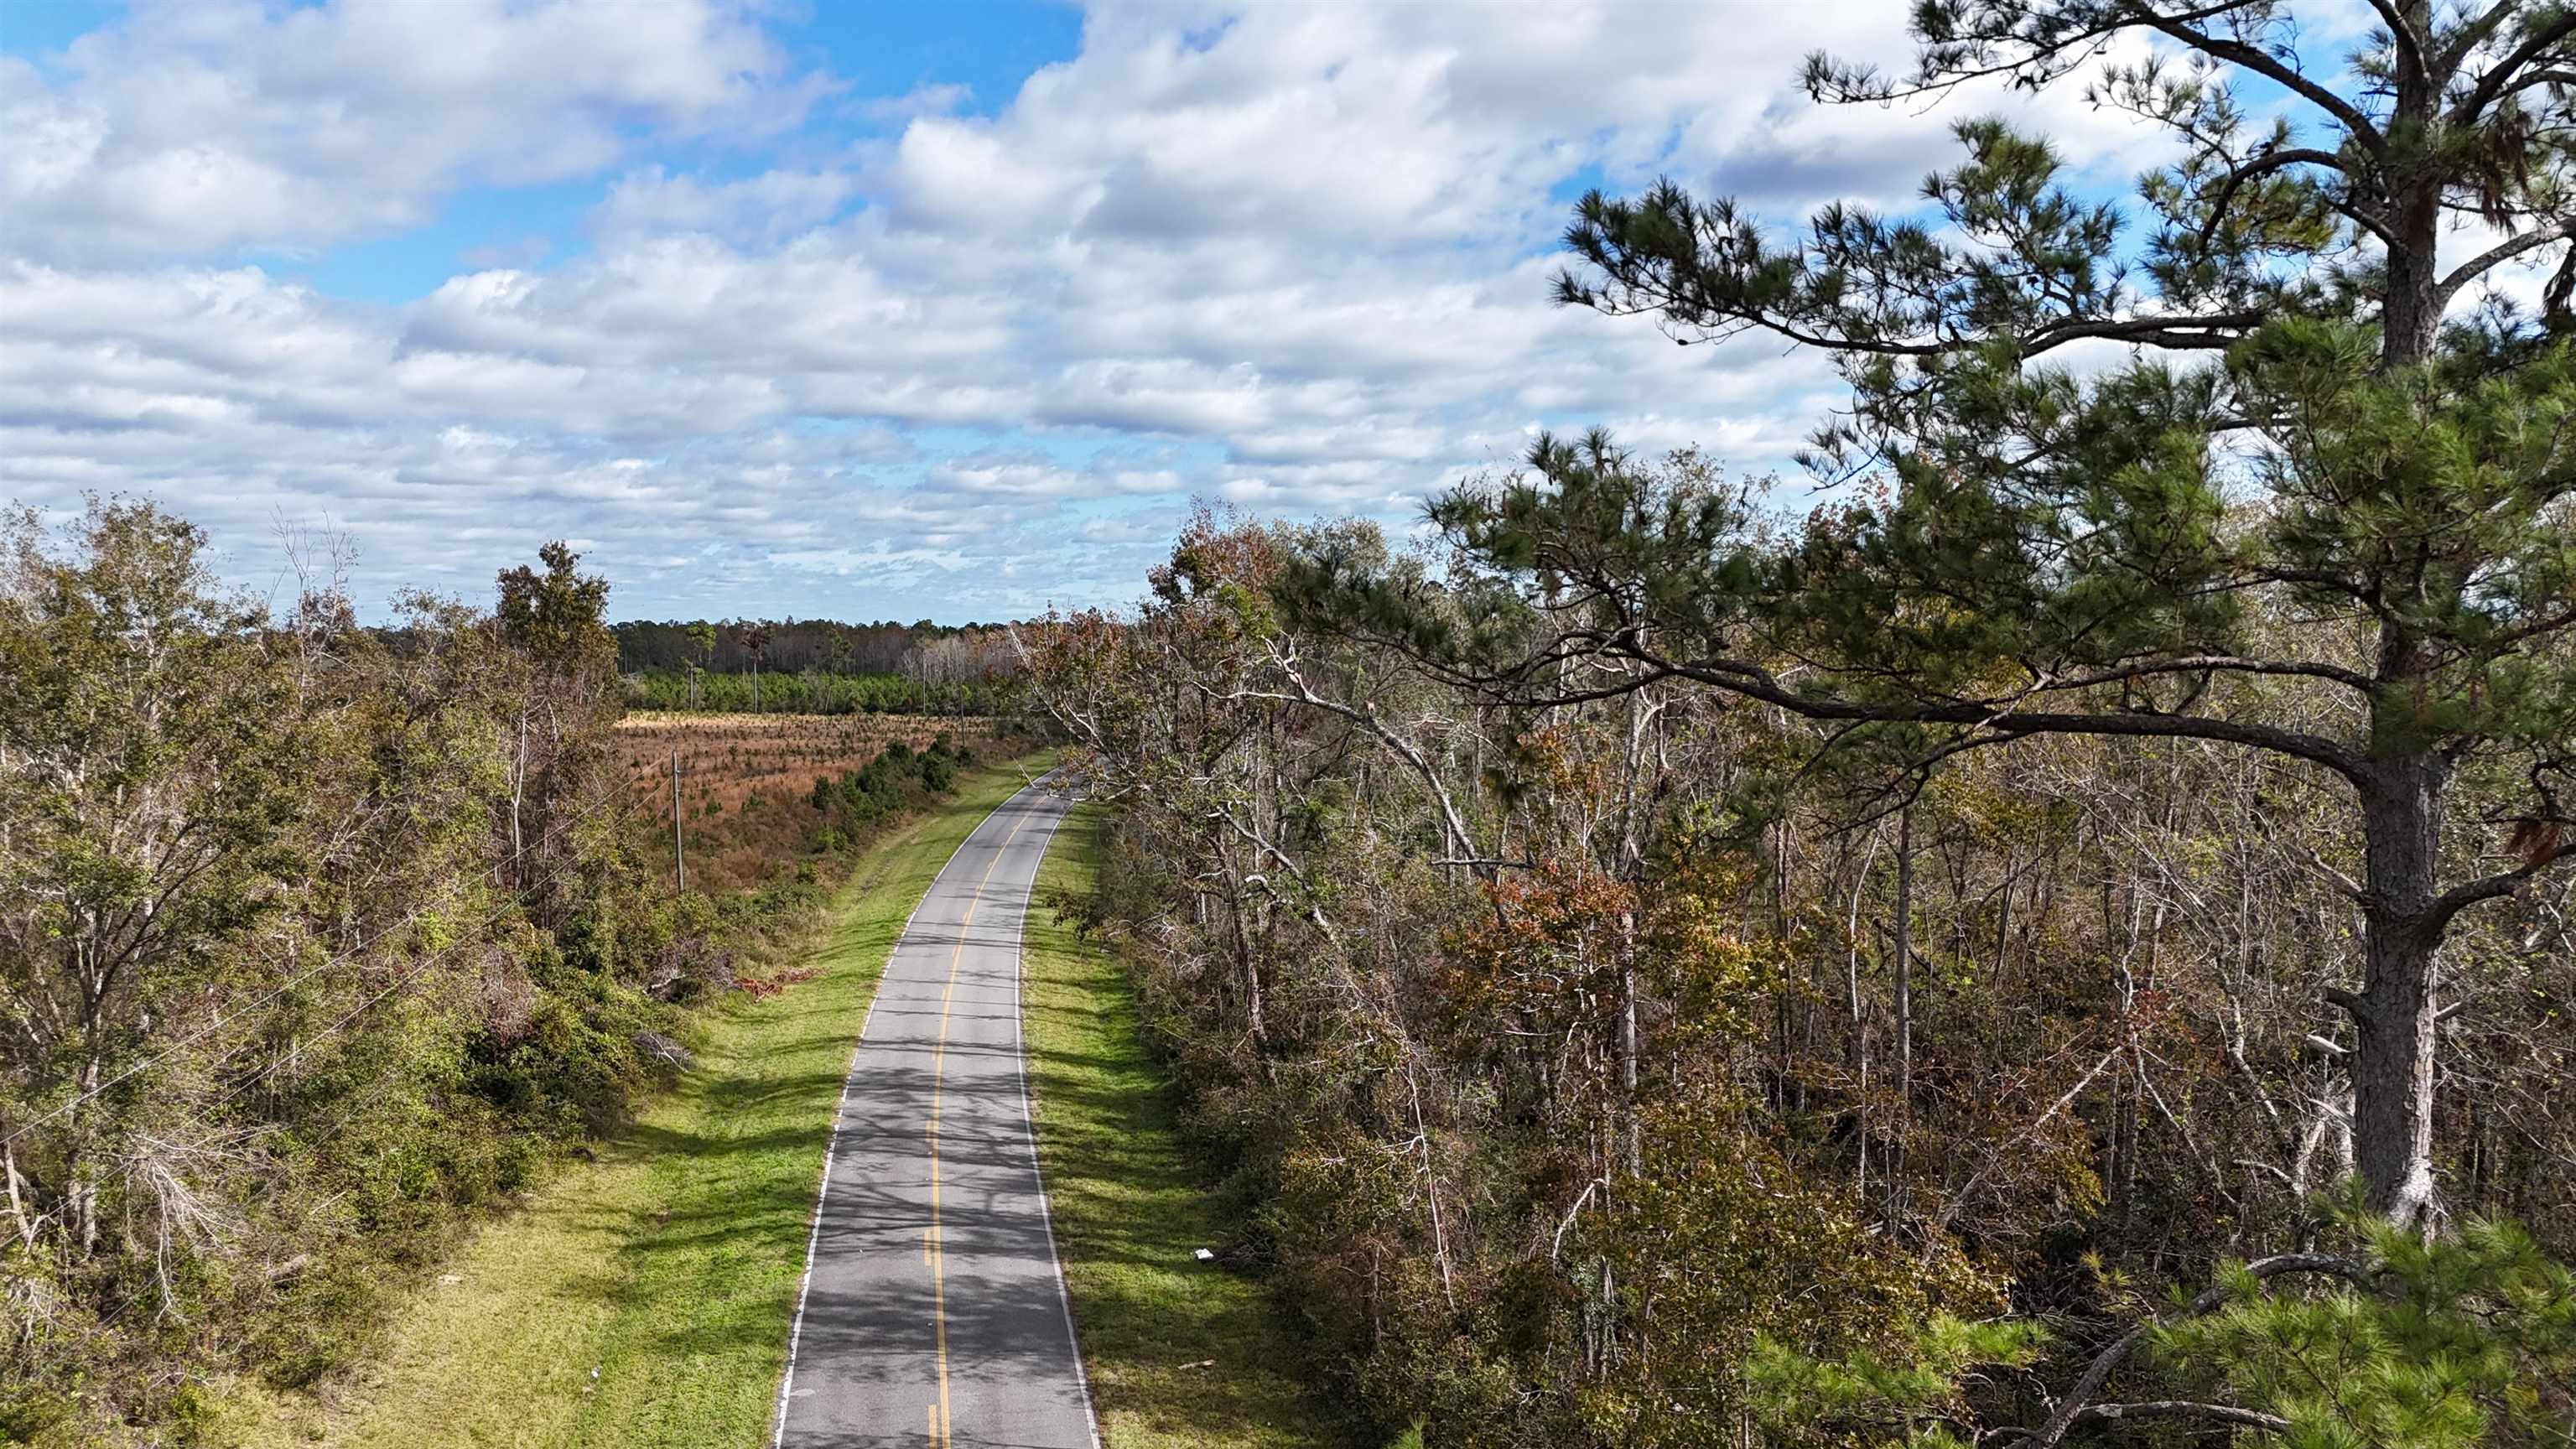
614 712 1015 893
613 711 996 816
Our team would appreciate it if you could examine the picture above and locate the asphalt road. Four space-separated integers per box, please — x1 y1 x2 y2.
774 779 1098 1449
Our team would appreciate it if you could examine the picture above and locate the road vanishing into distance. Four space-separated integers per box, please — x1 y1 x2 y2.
773 780 1099 1449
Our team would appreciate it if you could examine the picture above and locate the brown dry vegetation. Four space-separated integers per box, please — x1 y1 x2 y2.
614 711 1016 892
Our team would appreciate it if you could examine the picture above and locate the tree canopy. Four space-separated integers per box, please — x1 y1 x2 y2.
1280 0 2576 1229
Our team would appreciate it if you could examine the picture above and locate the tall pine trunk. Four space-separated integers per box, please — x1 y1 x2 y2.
2347 747 2448 1225
2347 46 2449 1223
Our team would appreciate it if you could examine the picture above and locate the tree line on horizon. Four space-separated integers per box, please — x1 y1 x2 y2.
611 619 1025 716
610 616 1018 678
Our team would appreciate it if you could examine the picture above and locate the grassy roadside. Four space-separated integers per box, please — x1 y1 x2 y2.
237 760 1045 1449
1025 806 1339 1449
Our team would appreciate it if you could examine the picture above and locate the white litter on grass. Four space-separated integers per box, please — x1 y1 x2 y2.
1193 1248 1216 1262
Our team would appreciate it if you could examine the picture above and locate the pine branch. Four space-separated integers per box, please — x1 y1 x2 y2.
2451 11 2576 124
2439 216 2576 301
2139 12 2390 156
2010 1251 2364 1449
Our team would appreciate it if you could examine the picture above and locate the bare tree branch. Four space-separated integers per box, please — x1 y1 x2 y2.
2009 1251 2364 1449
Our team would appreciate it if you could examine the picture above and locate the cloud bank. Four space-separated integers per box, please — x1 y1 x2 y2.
1 0 2176 621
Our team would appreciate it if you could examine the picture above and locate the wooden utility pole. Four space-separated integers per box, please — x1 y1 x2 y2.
671 745 686 893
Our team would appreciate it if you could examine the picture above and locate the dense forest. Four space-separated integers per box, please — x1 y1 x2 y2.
611 619 1021 716
0 506 1003 1443
612 618 1000 676
1022 5 2576 1446
610 613 1015 680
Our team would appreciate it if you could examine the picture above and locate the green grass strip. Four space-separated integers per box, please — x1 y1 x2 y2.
242 761 1043 1449
1025 806 1337 1449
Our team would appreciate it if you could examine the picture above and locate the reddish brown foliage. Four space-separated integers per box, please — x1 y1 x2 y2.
614 712 1012 893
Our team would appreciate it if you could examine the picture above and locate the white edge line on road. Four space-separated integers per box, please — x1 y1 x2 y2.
771 771 1049 1449
1010 787 1106 1449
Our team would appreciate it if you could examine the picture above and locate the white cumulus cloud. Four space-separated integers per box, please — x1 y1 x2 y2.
0 0 2223 621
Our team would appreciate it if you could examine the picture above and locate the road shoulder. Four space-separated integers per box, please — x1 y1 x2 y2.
1022 805 1338 1449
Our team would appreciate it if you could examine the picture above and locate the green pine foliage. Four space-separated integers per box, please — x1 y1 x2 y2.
806 734 972 823
1282 0 2576 1239
1745 1314 2050 1449
1729 1191 2576 1449
2159 1203 2576 1449
620 667 1015 716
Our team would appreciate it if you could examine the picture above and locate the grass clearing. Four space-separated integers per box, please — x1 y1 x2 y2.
1025 806 1339 1449
239 760 1045 1449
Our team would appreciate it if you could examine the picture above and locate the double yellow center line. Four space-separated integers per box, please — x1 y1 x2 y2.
922 804 1033 1449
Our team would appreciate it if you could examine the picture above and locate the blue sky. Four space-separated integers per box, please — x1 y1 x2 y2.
1 0 2258 623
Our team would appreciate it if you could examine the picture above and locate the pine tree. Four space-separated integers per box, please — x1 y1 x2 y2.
1287 0 2576 1227
1743 1194 2576 1448
2158 1202 2576 1449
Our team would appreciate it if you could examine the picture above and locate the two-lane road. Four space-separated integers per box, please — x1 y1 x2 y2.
773 780 1098 1449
